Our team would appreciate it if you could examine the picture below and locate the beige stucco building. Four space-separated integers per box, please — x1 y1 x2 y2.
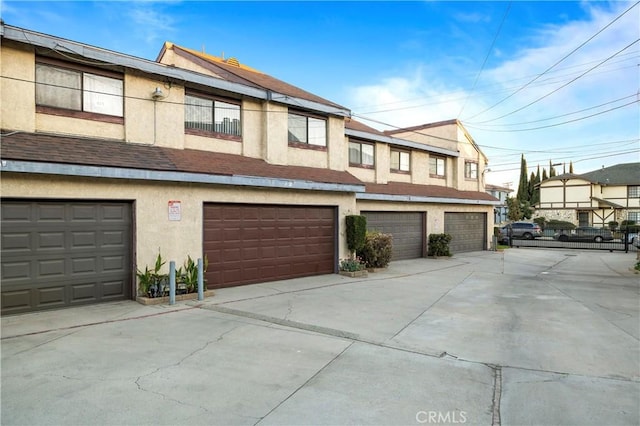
537 163 640 227
1 23 498 314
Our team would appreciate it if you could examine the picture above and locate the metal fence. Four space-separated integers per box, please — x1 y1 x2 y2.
503 228 638 253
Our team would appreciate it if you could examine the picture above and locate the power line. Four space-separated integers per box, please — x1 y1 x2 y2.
466 94 637 128
457 1 512 119
465 99 638 132
470 38 640 124
462 1 640 122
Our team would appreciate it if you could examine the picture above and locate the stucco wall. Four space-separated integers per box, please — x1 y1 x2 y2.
1 43 36 132
356 199 494 248
2 173 357 292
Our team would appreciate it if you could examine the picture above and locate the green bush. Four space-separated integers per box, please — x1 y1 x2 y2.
545 220 576 230
357 231 393 269
345 215 367 254
620 220 639 233
608 221 619 231
428 233 452 257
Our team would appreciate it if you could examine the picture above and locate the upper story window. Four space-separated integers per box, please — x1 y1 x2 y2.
429 156 446 177
185 94 241 138
390 149 410 172
288 112 327 147
35 60 123 120
628 211 640 222
348 141 374 167
628 186 640 198
465 161 478 179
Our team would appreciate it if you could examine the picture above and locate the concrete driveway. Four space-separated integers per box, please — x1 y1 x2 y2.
2 248 639 425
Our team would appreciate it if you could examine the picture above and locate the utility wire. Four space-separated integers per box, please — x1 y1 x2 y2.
470 38 640 124
467 93 637 127
488 149 640 172
465 99 638 132
458 1 512 119
462 1 640 122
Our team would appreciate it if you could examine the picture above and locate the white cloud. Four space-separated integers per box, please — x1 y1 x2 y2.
345 2 639 190
127 3 178 44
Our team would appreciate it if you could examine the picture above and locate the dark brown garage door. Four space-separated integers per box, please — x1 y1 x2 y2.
204 204 336 288
1 200 132 315
444 212 487 253
362 211 425 260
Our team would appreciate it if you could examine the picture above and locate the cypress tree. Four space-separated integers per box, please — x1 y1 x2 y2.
517 155 529 203
542 168 548 181
569 161 574 173
549 160 556 177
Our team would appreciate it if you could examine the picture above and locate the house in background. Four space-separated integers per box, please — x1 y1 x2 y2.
486 184 513 225
0 23 498 315
537 163 640 227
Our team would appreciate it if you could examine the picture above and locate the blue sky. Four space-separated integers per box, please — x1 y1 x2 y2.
2 1 638 189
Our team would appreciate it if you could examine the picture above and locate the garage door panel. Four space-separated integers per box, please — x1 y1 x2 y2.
1 201 132 314
444 212 486 253
204 204 336 288
362 211 424 260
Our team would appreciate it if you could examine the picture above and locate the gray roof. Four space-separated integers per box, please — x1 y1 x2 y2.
579 163 640 185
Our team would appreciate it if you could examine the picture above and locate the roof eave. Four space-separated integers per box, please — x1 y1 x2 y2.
2 24 269 101
356 192 500 205
345 129 459 157
1 160 366 193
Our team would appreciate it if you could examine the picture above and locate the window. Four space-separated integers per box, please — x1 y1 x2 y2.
465 161 478 179
628 186 640 198
349 141 374 166
36 62 123 117
429 156 445 177
185 94 241 137
628 211 640 222
288 113 326 146
390 149 410 172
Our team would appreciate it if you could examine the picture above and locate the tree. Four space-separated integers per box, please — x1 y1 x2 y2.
542 168 548 181
507 196 522 221
531 166 541 206
516 155 529 203
569 161 574 173
549 160 557 177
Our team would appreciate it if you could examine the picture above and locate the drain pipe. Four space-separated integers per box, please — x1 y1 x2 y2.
169 261 176 305
197 258 204 301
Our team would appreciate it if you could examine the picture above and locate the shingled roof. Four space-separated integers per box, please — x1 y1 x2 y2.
0 131 362 187
165 44 346 111
545 163 640 185
364 182 499 203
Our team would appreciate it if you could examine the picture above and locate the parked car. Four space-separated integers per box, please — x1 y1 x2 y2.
498 222 543 243
626 232 640 248
553 227 613 243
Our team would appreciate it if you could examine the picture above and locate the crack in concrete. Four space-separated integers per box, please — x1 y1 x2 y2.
389 271 474 341
132 325 243 414
254 342 355 425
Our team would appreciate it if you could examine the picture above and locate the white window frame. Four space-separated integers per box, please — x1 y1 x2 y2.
628 186 640 198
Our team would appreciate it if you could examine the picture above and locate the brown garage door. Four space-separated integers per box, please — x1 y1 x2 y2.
1 200 132 315
444 212 486 253
204 204 336 288
362 211 425 260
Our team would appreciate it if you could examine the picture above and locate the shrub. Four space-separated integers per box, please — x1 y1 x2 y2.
608 221 619 231
357 231 393 269
339 258 365 272
345 215 367 254
620 220 639 233
428 233 452 257
545 220 576 230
